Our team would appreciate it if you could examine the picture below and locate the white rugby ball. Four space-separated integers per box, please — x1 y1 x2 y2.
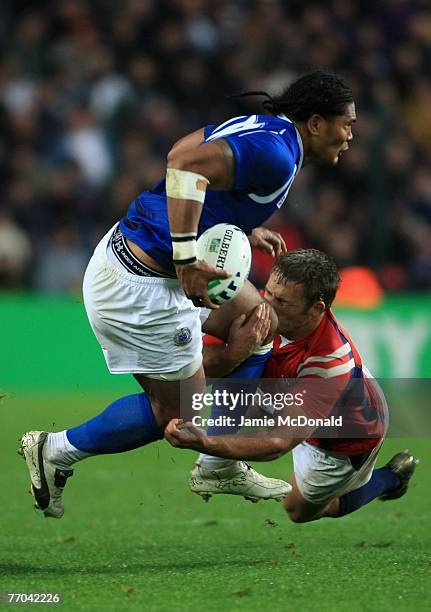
196 223 252 304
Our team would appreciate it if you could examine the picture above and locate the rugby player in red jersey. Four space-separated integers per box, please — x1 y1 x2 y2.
165 250 419 523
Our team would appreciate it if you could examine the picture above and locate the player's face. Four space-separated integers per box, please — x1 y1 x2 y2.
264 275 324 341
311 102 356 166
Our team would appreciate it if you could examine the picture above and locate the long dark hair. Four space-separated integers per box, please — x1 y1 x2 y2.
232 70 354 121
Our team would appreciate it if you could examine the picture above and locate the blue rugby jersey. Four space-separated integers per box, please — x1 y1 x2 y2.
119 114 303 272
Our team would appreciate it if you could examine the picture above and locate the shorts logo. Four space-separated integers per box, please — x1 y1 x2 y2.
174 327 192 346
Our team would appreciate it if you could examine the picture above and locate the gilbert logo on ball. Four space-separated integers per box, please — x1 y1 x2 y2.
197 223 252 304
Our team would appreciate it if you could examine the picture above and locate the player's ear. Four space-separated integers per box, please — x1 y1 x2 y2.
311 300 326 316
307 114 323 136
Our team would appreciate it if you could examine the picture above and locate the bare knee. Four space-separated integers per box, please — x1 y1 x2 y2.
287 511 310 524
134 366 206 426
284 495 339 522
283 491 332 523
283 497 310 523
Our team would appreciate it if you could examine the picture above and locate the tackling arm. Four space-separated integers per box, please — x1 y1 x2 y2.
203 303 272 377
164 418 303 461
203 431 302 461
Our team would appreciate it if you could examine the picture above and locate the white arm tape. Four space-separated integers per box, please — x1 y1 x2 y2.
166 168 210 203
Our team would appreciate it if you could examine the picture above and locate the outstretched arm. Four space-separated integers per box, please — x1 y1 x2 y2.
164 419 304 462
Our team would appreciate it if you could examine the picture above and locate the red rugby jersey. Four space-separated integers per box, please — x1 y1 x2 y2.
264 309 387 455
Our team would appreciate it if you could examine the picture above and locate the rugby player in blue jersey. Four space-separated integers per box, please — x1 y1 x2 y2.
20 70 356 518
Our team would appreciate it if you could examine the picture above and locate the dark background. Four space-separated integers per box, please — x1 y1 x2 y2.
1 0 430 293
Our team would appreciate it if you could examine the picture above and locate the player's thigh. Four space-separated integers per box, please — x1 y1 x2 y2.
83 236 203 377
202 279 277 341
134 364 206 426
288 441 352 510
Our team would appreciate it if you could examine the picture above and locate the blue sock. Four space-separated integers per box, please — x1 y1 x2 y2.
66 393 164 454
208 349 271 436
338 468 400 516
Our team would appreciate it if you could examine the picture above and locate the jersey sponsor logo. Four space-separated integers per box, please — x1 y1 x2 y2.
174 327 192 346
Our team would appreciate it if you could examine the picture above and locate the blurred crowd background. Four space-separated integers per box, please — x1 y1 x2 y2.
1 0 431 294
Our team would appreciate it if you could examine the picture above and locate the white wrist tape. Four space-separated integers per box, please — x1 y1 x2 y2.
171 232 197 265
172 239 197 264
166 168 210 203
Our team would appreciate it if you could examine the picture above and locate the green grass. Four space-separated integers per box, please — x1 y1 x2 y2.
0 392 430 611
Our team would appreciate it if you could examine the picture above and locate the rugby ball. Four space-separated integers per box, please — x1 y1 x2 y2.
196 223 252 304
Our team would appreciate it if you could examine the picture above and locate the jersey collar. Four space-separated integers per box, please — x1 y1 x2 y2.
278 335 294 348
277 113 304 169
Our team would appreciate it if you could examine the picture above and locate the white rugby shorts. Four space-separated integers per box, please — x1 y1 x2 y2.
293 440 383 505
82 226 203 379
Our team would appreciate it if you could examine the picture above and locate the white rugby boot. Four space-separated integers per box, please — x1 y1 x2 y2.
18 431 73 518
189 459 291 503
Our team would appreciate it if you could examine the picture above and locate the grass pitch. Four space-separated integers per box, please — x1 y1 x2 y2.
0 392 430 611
